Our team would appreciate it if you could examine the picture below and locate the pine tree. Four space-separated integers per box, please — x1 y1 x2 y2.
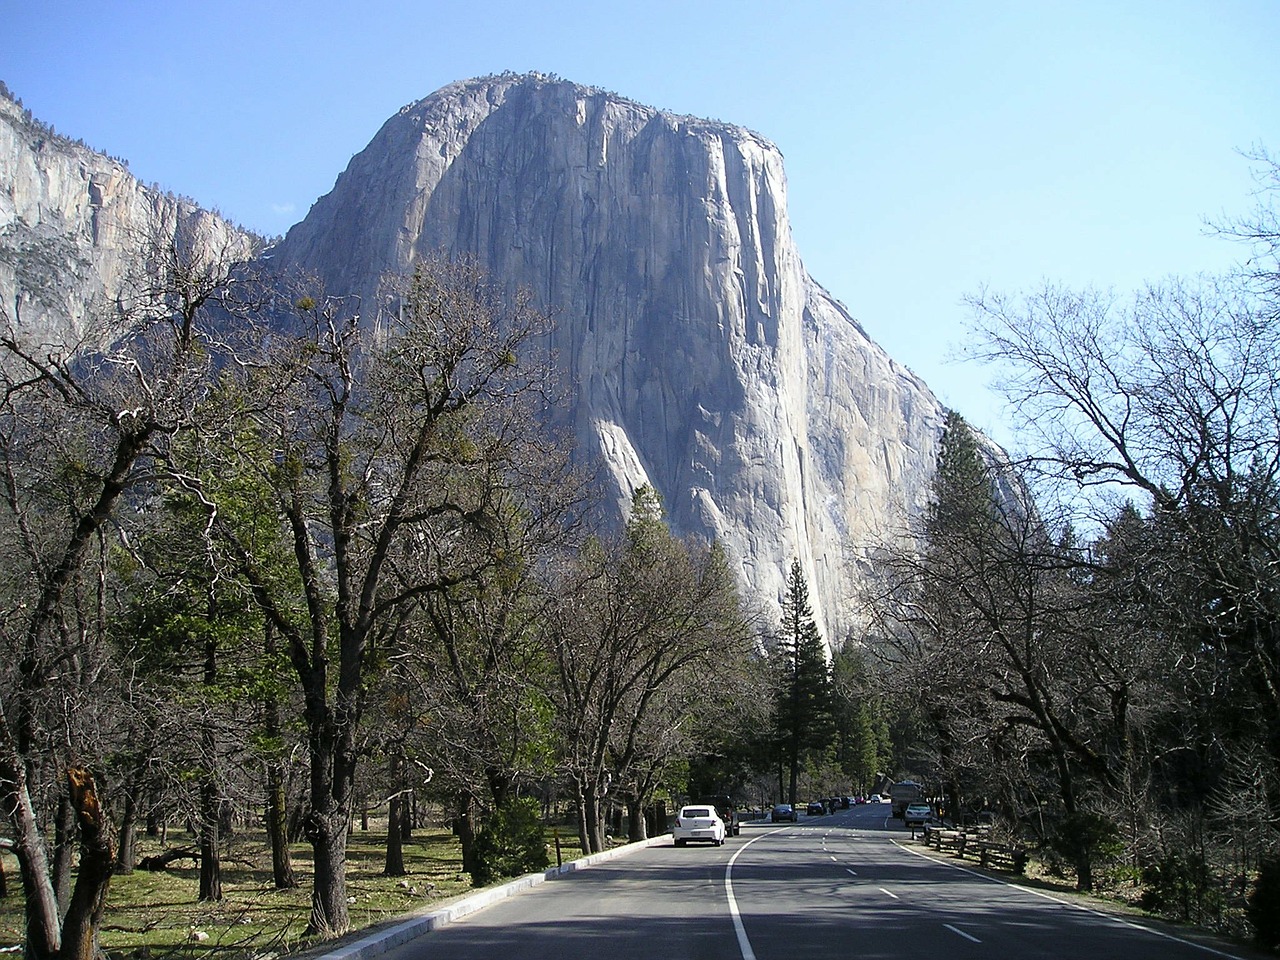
832 646 886 795
774 559 835 804
927 410 996 542
914 409 1000 828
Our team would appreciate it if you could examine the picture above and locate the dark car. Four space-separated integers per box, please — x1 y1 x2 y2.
806 801 826 816
700 795 741 836
770 803 797 822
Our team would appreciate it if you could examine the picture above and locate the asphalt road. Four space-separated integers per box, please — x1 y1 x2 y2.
376 802 1261 960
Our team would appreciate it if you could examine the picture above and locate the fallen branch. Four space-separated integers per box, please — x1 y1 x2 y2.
137 846 201 871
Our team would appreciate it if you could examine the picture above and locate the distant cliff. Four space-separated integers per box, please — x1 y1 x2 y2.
0 86 258 347
273 74 947 636
0 74 946 639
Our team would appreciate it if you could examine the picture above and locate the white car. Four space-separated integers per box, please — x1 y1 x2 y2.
903 802 933 826
673 805 726 846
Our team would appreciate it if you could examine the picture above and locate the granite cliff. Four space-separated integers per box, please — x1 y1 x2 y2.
0 86 258 348
0 74 946 639
273 74 946 636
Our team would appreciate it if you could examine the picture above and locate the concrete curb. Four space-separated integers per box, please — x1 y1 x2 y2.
314 834 671 960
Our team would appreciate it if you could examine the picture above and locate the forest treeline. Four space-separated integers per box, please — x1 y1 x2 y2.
865 155 1280 949
2 158 1280 958
0 241 850 959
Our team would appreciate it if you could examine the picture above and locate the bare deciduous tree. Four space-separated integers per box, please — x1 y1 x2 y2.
0 223 260 960
542 487 755 853
190 257 560 937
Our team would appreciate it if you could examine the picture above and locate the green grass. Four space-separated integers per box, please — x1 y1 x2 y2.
0 825 479 959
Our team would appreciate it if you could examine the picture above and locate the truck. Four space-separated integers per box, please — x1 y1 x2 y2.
889 780 924 819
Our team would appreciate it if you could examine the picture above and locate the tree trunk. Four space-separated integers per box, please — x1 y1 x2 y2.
1075 846 1094 892
1048 727 1093 892
487 768 512 811
219 798 235 837
59 766 115 960
266 767 297 889
199 628 223 903
575 795 590 855
52 796 75 918
579 782 606 854
198 778 222 901
115 786 139 875
262 622 297 888
383 754 405 877
287 797 306 843
788 734 800 807
627 798 648 842
453 795 478 876
0 737 61 960
305 808 350 938
299 696 361 939
384 791 405 876
403 790 415 838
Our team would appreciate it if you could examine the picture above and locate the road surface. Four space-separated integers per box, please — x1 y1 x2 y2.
378 801 1260 960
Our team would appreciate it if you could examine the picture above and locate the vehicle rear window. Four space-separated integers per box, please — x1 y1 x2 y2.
682 807 712 817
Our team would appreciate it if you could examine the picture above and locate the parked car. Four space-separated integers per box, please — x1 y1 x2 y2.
806 801 826 816
869 794 884 803
903 802 933 826
770 803 798 823
673 805 726 846
700 795 741 836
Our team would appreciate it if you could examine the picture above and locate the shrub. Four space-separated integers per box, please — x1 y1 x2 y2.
469 797 550 886
1140 851 1222 924
1048 811 1124 889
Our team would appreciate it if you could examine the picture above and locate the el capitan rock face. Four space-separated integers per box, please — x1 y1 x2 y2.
0 74 946 638
273 74 945 636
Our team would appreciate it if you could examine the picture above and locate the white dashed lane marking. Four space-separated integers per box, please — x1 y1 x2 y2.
945 924 981 943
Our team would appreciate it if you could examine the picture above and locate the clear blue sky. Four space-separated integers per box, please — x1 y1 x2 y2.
4 0 1278 440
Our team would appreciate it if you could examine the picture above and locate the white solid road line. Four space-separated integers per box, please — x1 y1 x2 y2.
893 839 1247 960
726 827 791 960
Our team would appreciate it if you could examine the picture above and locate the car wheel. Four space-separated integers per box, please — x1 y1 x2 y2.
675 838 686 847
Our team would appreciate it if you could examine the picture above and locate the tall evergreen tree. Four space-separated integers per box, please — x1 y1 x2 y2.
774 559 835 805
832 646 888 795
918 410 998 824
927 410 997 541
